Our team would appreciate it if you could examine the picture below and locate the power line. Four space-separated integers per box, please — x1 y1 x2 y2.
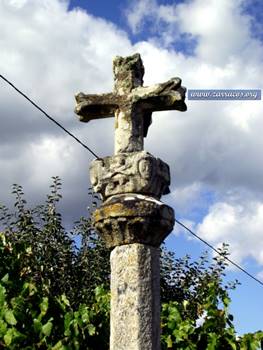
2 75 263 287
0 74 99 159
175 218 263 287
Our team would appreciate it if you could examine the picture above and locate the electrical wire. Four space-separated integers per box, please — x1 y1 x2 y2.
2 74 263 288
0 74 99 159
175 218 263 287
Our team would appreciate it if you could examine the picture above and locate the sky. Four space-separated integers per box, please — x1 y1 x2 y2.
0 0 263 335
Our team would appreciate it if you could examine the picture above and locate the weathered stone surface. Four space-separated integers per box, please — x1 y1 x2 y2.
90 151 170 200
113 53 144 94
75 53 186 154
93 194 174 248
75 53 187 350
110 243 160 350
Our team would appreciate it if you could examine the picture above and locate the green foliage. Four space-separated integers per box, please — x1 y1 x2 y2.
160 244 240 320
0 231 110 349
0 178 110 349
0 177 110 307
0 177 262 349
73 216 110 306
160 247 263 349
161 280 263 349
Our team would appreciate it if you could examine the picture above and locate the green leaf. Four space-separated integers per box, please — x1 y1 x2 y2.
0 284 6 307
183 300 189 310
226 339 237 350
1 273 9 284
207 333 217 350
80 307 89 324
0 319 7 337
22 282 37 296
223 295 230 307
87 323 96 336
61 294 70 307
72 318 79 337
33 318 42 333
4 309 17 325
42 319 53 336
40 296 49 316
64 312 72 336
166 335 173 348
51 340 67 350
4 328 14 346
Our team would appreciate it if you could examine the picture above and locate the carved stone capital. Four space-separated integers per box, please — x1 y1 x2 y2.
90 151 170 200
93 194 175 248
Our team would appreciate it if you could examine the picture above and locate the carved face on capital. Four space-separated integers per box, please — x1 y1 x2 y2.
138 158 154 179
113 53 144 93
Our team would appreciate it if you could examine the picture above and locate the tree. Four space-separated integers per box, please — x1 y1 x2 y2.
0 177 109 308
161 278 263 349
0 177 262 349
0 230 110 348
160 243 239 320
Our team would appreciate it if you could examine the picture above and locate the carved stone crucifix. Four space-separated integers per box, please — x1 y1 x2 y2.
75 53 187 350
75 53 186 154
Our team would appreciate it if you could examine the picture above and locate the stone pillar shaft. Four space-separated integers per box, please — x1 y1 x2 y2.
110 244 160 350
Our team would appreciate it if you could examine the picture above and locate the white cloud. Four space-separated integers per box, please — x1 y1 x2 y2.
176 0 252 64
126 0 263 62
197 201 263 265
126 0 181 47
0 0 132 221
168 182 204 215
125 0 156 34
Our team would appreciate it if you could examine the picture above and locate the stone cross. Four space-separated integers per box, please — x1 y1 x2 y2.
75 53 186 350
75 53 186 155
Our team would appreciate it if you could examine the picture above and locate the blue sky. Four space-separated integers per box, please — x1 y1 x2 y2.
0 0 263 335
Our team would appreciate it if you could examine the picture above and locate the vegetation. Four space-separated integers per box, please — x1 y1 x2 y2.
0 177 262 349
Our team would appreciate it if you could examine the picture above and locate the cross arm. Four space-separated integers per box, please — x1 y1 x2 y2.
75 92 120 122
132 77 187 112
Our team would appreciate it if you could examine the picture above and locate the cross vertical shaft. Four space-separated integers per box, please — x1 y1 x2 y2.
114 107 144 154
75 53 187 349
113 54 145 154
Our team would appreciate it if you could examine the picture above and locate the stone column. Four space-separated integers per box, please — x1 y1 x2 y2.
90 152 175 350
75 52 186 350
110 244 160 350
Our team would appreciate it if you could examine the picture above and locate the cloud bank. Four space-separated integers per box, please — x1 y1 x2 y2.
0 0 263 267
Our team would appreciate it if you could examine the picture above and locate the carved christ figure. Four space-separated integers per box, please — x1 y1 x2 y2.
75 53 186 154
